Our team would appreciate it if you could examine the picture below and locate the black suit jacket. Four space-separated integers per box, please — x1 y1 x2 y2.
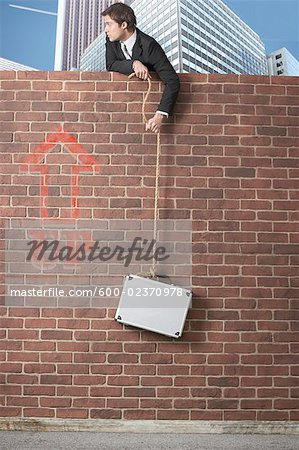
105 28 180 115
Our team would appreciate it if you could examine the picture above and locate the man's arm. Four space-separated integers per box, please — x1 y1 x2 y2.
148 40 180 116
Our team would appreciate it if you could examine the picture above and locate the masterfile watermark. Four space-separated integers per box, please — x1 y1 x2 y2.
4 218 192 307
9 287 106 298
26 237 169 267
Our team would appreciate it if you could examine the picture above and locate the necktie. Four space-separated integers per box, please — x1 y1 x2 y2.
122 43 131 59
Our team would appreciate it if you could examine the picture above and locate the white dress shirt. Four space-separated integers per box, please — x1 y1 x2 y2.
120 31 137 59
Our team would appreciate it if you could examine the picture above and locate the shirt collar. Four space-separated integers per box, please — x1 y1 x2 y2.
121 30 137 50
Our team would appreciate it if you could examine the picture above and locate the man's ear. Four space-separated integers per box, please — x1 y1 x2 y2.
121 21 128 30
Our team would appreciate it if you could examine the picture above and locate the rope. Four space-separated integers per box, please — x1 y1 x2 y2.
128 73 161 278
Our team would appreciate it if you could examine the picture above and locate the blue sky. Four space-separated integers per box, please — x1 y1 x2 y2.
0 0 298 70
0 0 57 69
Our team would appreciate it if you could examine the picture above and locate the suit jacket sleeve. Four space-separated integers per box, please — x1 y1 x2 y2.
148 40 180 116
105 38 133 74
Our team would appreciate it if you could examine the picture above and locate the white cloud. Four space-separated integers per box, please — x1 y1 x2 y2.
9 4 57 16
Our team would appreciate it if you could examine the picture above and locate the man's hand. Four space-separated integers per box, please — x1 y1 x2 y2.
132 60 151 80
146 113 164 134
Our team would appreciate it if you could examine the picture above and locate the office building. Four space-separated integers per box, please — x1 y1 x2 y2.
267 47 299 76
55 0 133 70
0 57 38 71
80 0 268 74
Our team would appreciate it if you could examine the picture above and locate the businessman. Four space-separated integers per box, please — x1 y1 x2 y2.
101 3 180 133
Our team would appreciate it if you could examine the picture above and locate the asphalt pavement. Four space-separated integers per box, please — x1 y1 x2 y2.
0 431 298 450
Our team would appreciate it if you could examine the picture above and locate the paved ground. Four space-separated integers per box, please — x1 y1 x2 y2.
0 431 298 450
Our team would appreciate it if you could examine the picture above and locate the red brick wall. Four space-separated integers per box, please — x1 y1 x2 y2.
0 71 298 421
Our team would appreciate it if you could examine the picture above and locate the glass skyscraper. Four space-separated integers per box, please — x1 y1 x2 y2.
0 57 37 71
267 47 299 76
80 0 268 74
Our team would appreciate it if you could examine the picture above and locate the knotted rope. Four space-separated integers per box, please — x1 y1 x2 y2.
128 73 161 278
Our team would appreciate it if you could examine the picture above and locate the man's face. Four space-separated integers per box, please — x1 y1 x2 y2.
104 15 127 41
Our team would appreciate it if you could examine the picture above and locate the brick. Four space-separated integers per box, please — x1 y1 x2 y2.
56 409 88 418
18 72 48 80
257 106 287 116
40 397 71 407
209 93 240 104
241 377 273 387
123 365 155 376
258 126 287 136
0 407 21 417
41 308 73 318
224 411 256 420
2 81 31 90
96 102 126 112
241 94 270 105
6 396 36 407
0 100 30 111
223 387 255 398
193 189 223 198
1 318 23 328
1 363 22 373
64 101 96 112
64 82 95 91
24 364 56 373
256 85 285 94
141 354 173 364
209 136 239 145
258 411 289 421
272 95 299 105
274 244 299 254
73 330 106 341
177 135 207 145
108 376 139 386
193 125 223 135
240 115 271 125
273 158 298 168
0 71 17 79
90 409 121 419
125 410 156 419
74 375 105 385
241 400 272 409
124 343 156 353
141 377 172 386
273 116 299 126
208 377 239 387
224 126 255 135
32 81 63 91
25 318 56 328
25 407 57 417
48 92 79 101
124 388 155 397
241 136 271 146
57 319 89 329
7 330 39 339
208 399 239 409
8 352 39 362
258 388 288 398
32 102 62 111
241 355 272 365
41 353 72 362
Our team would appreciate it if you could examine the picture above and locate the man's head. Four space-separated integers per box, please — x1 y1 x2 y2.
101 3 136 42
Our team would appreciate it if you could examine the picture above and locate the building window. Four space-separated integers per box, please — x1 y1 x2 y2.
275 54 282 60
276 62 283 67
277 69 284 75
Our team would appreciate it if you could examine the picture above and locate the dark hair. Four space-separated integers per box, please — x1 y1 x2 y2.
101 3 136 32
